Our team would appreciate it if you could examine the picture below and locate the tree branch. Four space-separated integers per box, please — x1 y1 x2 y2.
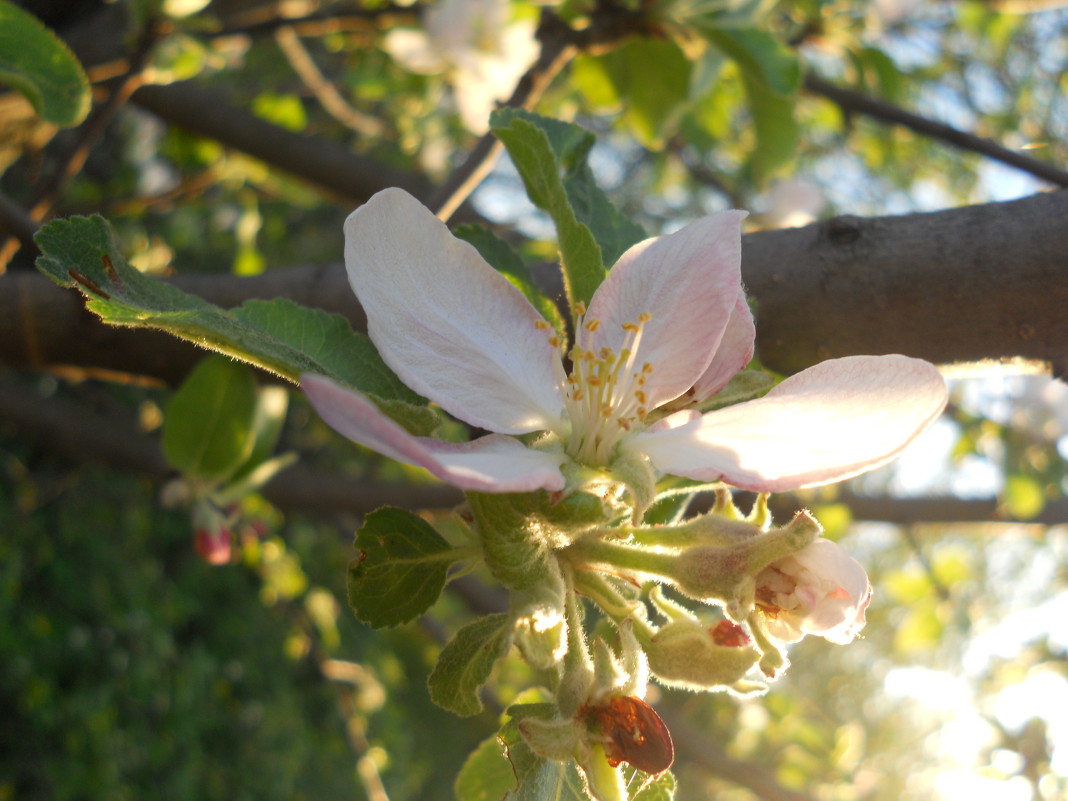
803 73 1068 188
5 191 1066 382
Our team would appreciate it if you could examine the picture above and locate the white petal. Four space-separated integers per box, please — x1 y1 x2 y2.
302 374 565 492
383 29 446 74
584 211 747 409
689 293 755 401
345 188 564 434
626 355 947 491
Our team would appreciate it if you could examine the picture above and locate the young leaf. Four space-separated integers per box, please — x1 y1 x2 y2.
630 769 677 801
455 734 518 801
490 110 606 310
34 215 437 435
0 0 90 127
564 164 647 269
498 705 587 801
427 613 512 717
163 355 258 481
347 507 462 628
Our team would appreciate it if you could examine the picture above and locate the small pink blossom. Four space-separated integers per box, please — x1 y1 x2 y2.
302 188 948 495
755 539 872 644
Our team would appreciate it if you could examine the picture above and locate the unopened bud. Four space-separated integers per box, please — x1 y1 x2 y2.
646 619 759 691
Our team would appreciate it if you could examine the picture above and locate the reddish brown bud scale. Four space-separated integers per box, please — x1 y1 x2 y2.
583 695 674 775
710 620 750 647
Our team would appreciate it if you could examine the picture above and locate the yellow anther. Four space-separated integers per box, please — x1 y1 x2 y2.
635 390 647 405
575 301 587 315
548 336 561 348
585 318 601 332
637 312 652 323
637 407 648 418
535 320 550 330
642 363 654 374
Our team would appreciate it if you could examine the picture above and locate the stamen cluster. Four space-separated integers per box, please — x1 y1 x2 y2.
544 303 656 465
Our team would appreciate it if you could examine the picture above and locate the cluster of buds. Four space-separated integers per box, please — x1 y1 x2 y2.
501 490 872 797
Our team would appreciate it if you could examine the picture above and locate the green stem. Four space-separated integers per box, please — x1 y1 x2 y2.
563 537 679 583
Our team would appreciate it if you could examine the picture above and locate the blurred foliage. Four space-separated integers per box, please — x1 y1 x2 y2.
3 0 1068 799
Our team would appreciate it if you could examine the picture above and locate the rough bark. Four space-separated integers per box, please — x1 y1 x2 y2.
3 190 1066 383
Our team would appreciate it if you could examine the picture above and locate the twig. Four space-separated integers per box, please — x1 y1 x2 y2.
803 72 1068 188
209 3 418 38
430 12 578 221
274 25 387 138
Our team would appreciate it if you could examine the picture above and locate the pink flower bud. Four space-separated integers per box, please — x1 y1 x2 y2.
755 539 871 644
194 527 232 565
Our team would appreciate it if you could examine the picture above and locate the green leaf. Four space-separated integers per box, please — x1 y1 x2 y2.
227 385 289 485
162 355 258 481
695 369 775 412
466 492 567 591
33 215 437 435
631 768 677 801
491 110 606 310
0 0 90 126
740 69 799 184
706 27 800 96
347 507 461 628
455 734 518 801
427 613 512 717
564 165 647 269
453 224 566 336
499 705 587 801
593 39 692 149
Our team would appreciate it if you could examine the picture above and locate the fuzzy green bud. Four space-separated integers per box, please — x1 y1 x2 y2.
645 619 760 692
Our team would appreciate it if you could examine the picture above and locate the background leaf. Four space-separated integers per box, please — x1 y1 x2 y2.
0 0 90 126
162 355 258 481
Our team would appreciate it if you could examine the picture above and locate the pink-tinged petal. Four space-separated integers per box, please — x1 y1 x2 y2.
625 355 947 491
756 539 871 645
689 293 755 402
302 374 565 492
584 211 747 409
345 188 564 434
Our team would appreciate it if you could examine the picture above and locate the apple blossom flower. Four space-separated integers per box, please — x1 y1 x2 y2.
754 538 872 644
301 187 948 496
384 0 539 133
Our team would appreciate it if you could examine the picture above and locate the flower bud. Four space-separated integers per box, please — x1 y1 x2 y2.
755 538 871 644
669 511 822 611
645 619 759 691
514 604 568 669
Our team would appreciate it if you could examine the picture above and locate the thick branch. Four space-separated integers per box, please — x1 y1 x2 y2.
743 190 1068 376
803 74 1068 188
4 191 1066 381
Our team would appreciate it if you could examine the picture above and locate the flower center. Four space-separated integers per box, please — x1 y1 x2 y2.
548 303 655 465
